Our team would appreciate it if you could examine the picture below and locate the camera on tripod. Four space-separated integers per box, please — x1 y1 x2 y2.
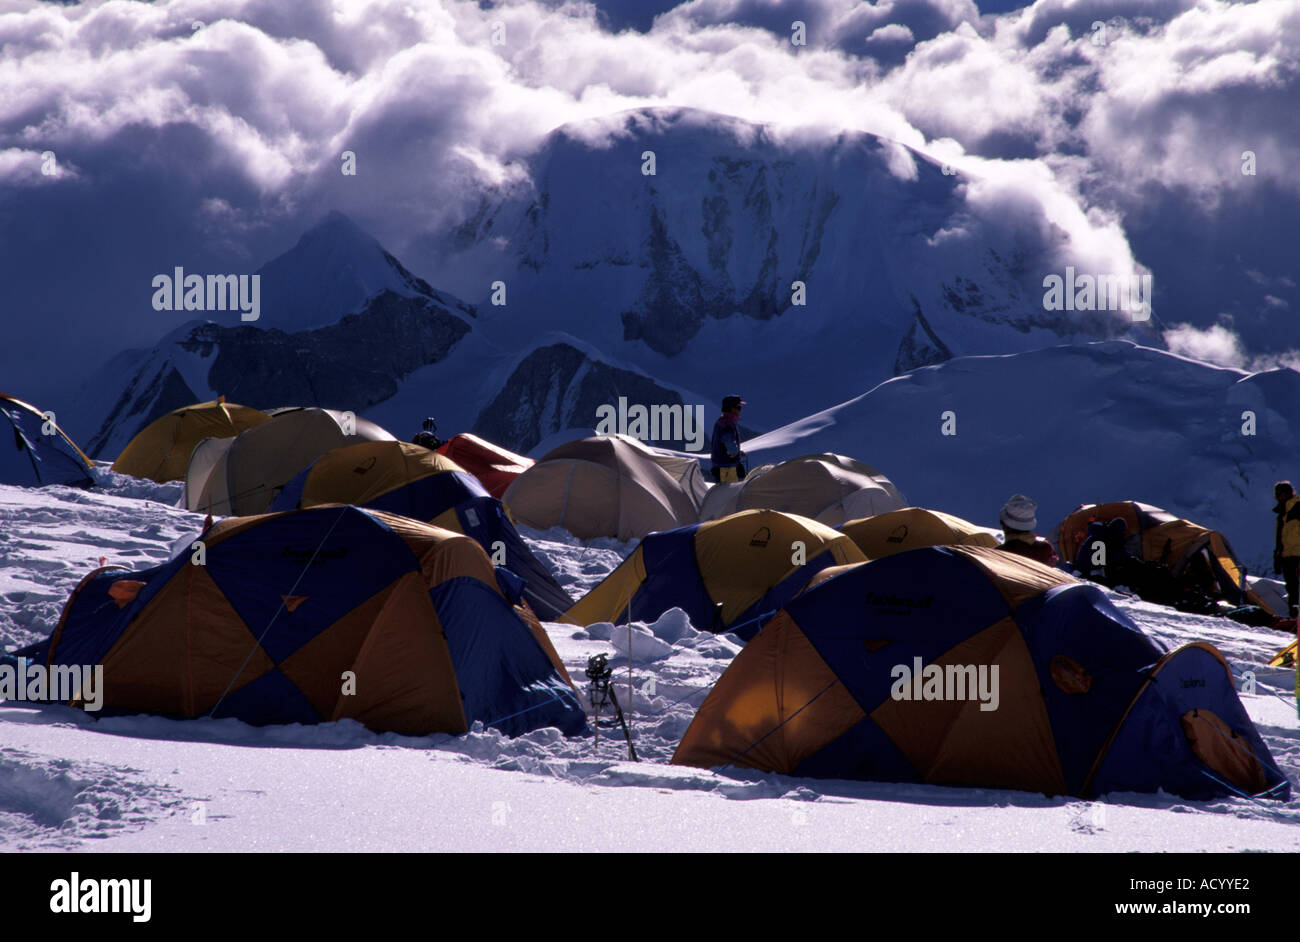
585 653 613 686
584 652 637 761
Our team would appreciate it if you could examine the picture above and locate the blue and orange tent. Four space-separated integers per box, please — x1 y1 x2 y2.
566 509 866 639
673 545 1288 800
1053 500 1275 614
269 441 573 619
12 506 585 737
0 394 93 488
838 507 998 558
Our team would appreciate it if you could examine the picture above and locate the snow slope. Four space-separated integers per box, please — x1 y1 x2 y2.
68 217 708 459
0 472 1296 852
743 341 1300 571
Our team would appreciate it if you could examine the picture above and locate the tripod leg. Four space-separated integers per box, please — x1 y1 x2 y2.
608 688 639 762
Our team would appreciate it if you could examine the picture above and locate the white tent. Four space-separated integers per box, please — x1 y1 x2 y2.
503 434 706 541
699 453 905 527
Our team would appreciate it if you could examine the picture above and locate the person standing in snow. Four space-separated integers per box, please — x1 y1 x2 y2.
710 395 747 484
996 494 1058 567
1273 481 1300 618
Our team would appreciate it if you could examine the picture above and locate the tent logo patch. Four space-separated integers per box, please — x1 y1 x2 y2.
280 545 348 562
865 591 933 612
886 525 909 544
749 527 771 548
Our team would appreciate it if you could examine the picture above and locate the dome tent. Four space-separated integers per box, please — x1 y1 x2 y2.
0 394 93 488
111 398 271 483
566 509 867 638
436 433 532 499
673 545 1287 801
185 407 394 515
270 440 573 619
11 506 585 737
1053 501 1274 614
839 507 998 559
700 453 905 527
503 434 707 541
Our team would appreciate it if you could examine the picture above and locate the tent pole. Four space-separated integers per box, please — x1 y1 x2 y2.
625 563 634 761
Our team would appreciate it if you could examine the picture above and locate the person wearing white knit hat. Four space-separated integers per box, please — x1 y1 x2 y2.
997 494 1058 567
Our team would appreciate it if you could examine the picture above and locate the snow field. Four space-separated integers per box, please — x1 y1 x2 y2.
0 472 1297 851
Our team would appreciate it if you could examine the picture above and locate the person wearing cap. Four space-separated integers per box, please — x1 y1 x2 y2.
1273 481 1300 617
997 494 1058 567
710 395 747 484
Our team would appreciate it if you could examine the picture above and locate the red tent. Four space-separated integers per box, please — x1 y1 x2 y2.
437 433 533 499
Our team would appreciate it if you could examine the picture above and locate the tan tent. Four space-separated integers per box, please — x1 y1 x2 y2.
502 434 706 541
111 398 270 483
185 407 394 515
840 507 998 558
699 453 905 527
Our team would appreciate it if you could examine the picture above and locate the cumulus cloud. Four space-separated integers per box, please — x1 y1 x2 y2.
1163 322 1247 367
0 0 1296 393
1164 322 1300 372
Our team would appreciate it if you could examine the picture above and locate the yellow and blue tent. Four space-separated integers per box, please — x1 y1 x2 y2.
566 509 866 639
839 507 997 558
111 397 271 483
12 506 585 737
183 407 395 516
269 441 573 619
673 545 1288 801
0 394 93 488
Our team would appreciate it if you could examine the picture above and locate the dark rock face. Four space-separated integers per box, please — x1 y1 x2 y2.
197 291 471 409
87 364 199 457
894 297 955 374
473 342 687 453
619 206 710 357
86 290 472 456
612 159 841 358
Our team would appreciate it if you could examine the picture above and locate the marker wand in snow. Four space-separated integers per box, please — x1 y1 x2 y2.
586 653 638 761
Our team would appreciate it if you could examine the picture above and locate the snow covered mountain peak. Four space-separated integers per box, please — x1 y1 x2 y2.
431 105 1159 428
249 210 461 333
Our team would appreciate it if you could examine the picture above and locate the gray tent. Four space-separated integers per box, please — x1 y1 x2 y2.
503 434 706 541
